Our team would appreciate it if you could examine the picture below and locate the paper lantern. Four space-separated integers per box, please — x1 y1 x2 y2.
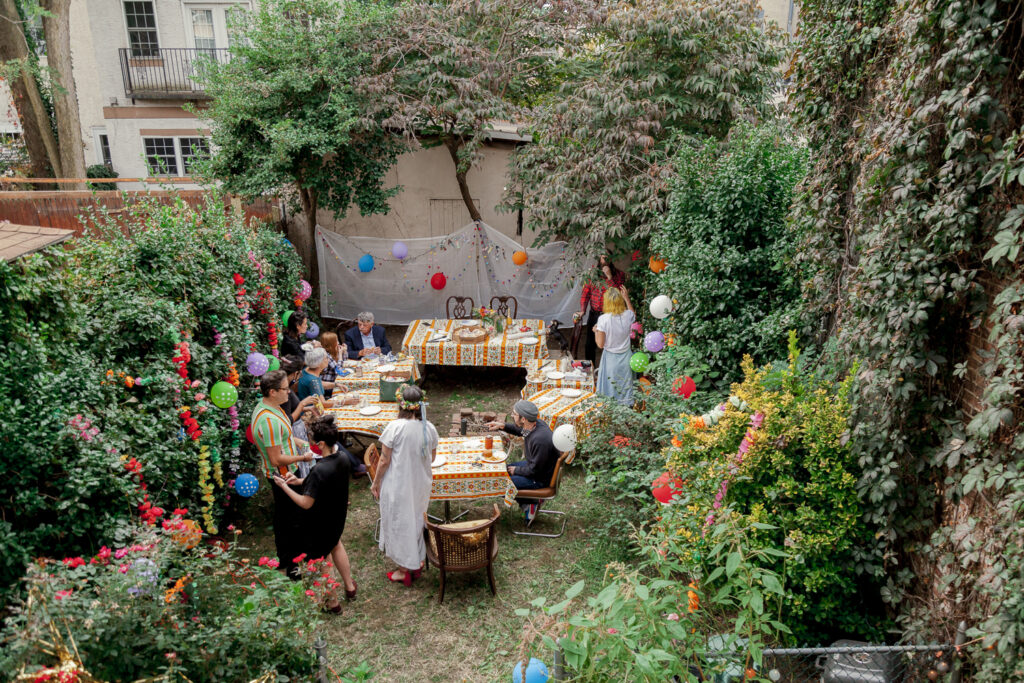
629 352 650 374
245 425 255 444
305 321 320 339
392 241 408 260
552 424 577 452
282 310 293 327
297 279 312 301
512 250 528 266
673 376 697 399
431 272 447 290
210 381 238 409
649 255 666 273
234 473 260 498
267 356 280 371
652 471 684 504
649 295 673 320
358 254 375 273
512 658 550 683
644 331 665 353
246 352 269 377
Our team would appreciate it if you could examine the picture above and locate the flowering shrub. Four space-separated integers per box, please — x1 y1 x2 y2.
0 194 302 601
656 334 885 641
0 522 318 681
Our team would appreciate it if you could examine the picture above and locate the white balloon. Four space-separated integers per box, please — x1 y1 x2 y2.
649 295 674 319
552 424 577 452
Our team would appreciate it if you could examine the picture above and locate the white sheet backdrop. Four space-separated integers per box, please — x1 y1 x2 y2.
316 222 582 325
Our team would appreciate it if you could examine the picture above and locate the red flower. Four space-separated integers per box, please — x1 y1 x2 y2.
233 273 245 286
631 250 641 261
55 589 73 600
62 557 85 568
292 553 307 564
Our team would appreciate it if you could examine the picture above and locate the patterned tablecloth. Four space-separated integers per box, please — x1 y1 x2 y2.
522 357 596 398
431 437 518 507
402 319 549 368
526 387 600 434
322 388 399 437
334 355 420 393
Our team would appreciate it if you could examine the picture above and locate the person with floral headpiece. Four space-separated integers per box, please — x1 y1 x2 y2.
371 385 438 587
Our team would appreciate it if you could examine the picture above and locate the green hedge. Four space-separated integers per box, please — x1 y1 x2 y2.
0 194 302 602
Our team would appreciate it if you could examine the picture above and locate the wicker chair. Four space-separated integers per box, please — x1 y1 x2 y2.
423 504 500 604
364 444 381 541
446 296 475 319
489 295 518 319
513 449 573 538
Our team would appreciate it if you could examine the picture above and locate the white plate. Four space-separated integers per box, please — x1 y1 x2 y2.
343 360 359 368
375 364 396 374
358 405 382 416
560 388 583 398
518 336 540 345
546 371 565 380
461 439 484 451
431 453 447 468
457 320 478 327
481 450 509 463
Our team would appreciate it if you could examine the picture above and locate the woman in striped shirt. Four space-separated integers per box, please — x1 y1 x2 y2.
574 255 626 364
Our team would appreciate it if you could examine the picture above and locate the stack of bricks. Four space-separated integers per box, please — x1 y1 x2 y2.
448 408 498 437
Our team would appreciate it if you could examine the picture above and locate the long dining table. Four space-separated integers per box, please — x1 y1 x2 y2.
401 318 549 368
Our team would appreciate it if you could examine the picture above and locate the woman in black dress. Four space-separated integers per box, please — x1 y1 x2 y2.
280 309 309 359
273 414 357 612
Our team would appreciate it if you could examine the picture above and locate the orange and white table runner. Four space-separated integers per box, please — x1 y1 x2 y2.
522 357 596 398
322 388 399 438
526 387 599 434
430 437 518 507
335 356 420 393
402 319 549 368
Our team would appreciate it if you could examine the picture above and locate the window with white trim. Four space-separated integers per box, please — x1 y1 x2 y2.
143 136 210 176
124 1 159 58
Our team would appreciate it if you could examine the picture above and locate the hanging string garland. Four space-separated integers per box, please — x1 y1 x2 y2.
703 411 765 531
233 274 258 354
197 443 217 534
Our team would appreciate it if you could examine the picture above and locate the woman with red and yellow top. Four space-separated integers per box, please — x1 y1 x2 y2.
574 255 626 364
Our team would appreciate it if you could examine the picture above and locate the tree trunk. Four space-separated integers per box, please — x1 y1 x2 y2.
41 0 85 190
0 0 62 182
443 135 482 222
295 186 321 307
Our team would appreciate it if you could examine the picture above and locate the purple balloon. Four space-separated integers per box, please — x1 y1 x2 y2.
392 241 408 260
305 321 320 339
246 352 269 376
298 279 312 301
644 331 666 353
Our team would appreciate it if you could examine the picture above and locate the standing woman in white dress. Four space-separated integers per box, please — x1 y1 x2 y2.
371 385 439 587
594 286 636 406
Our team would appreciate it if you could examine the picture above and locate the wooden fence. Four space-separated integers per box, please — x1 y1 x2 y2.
0 190 277 236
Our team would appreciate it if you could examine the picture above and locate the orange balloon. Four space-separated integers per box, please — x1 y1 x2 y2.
171 519 202 549
512 250 528 266
649 256 666 273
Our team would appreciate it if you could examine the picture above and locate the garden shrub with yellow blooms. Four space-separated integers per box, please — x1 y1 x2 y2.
648 333 888 642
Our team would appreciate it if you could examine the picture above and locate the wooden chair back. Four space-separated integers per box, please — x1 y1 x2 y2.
363 443 380 481
489 295 518 319
446 296 475 319
424 504 500 571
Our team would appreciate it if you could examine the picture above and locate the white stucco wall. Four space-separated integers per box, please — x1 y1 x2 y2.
316 141 536 245
0 80 22 135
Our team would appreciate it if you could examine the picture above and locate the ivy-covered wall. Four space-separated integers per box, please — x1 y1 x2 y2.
788 0 1024 671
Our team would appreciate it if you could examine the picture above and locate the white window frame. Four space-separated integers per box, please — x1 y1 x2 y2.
92 127 112 166
122 0 161 58
142 136 211 176
181 2 250 50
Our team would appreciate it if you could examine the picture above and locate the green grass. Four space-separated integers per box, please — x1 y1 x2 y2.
234 362 631 682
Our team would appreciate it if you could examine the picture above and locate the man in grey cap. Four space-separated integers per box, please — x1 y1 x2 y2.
486 399 561 524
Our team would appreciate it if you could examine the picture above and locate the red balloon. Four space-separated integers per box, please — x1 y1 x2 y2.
245 425 255 444
672 376 697 399
431 272 447 290
652 471 684 504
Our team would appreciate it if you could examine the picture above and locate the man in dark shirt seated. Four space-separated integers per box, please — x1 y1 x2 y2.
485 399 562 525
344 311 392 360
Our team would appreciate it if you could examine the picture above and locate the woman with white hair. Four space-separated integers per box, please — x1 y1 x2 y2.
344 311 392 360
296 347 366 476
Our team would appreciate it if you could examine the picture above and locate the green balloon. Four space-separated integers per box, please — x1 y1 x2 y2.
211 381 238 409
630 352 650 373
268 356 280 371
282 310 293 327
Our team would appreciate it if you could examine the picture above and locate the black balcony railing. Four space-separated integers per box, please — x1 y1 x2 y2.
118 47 229 100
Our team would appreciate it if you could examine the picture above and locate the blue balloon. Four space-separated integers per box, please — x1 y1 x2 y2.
281 238 292 246
512 658 550 683
358 254 375 273
235 473 260 498
306 321 320 339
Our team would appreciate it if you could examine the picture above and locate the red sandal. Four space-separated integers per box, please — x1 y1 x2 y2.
345 580 358 601
387 570 413 587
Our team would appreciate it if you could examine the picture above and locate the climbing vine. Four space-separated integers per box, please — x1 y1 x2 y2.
789 0 1024 670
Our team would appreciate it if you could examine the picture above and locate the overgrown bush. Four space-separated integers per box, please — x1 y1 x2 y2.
0 521 317 680
85 163 118 190
644 123 807 392
0 194 303 602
